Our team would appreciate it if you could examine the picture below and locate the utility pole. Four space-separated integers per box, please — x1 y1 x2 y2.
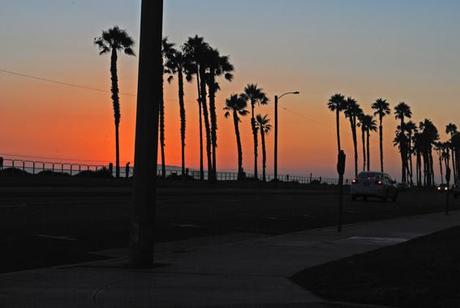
130 0 163 268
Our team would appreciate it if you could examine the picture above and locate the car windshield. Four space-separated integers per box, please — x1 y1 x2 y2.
358 172 382 179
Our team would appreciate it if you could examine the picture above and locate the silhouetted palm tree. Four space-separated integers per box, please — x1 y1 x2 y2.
243 84 269 179
94 26 135 178
419 119 439 186
358 114 367 172
159 38 175 178
255 114 272 182
205 48 234 181
344 97 362 177
405 121 417 185
446 123 458 181
371 98 391 172
394 102 412 183
224 94 249 180
183 36 210 180
328 94 346 154
394 126 410 183
362 115 377 171
165 48 192 176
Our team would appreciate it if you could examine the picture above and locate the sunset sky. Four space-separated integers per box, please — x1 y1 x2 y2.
1 0 460 179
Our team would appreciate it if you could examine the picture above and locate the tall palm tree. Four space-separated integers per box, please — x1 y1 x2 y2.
419 119 439 186
224 94 249 180
394 102 412 183
344 97 362 177
183 36 210 180
362 115 377 171
358 114 367 172
243 84 269 179
94 26 135 178
446 123 458 181
405 121 417 185
165 48 191 176
394 126 410 183
371 98 391 172
255 114 272 182
328 94 346 154
159 38 175 179
205 48 234 181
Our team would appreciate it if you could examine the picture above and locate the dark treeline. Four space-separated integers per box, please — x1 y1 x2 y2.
95 27 275 182
328 94 458 187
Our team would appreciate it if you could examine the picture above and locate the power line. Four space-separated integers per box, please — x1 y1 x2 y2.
280 106 323 126
0 68 135 97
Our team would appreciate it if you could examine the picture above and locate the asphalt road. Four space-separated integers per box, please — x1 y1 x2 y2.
0 185 456 272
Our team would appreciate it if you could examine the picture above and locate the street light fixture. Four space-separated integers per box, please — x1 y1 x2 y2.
274 91 300 182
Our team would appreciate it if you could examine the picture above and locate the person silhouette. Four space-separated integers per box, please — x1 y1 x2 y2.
125 162 131 178
108 163 113 176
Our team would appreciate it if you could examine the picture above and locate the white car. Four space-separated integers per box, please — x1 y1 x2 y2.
351 171 398 201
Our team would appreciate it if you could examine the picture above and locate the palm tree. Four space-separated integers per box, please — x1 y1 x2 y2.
255 114 272 182
419 119 439 186
183 36 210 180
446 123 458 181
205 48 234 181
224 94 249 180
159 38 175 179
394 102 412 183
243 84 269 179
328 94 346 154
405 121 417 185
94 26 135 178
165 48 191 176
394 126 410 183
371 98 391 172
344 97 362 178
358 114 367 172
362 115 377 171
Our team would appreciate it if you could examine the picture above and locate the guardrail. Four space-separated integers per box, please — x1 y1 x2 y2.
0 157 344 185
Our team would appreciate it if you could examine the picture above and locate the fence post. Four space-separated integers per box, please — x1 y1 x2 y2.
32 162 35 174
70 165 73 176
61 164 64 173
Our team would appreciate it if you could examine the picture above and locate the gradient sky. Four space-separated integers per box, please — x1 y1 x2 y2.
1 0 460 179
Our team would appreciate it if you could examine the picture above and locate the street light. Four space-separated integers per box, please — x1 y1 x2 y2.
274 91 300 182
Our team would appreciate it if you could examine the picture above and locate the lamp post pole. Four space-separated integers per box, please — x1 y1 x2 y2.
273 91 300 182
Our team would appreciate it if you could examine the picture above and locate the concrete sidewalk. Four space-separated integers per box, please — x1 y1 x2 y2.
2 211 460 308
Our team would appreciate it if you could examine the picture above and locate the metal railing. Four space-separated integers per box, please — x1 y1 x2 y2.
0 157 343 185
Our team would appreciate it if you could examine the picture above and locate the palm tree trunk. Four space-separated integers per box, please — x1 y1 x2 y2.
196 72 204 180
251 103 258 179
379 116 384 172
115 122 120 178
366 129 371 171
199 67 213 180
350 117 358 178
178 69 186 176
336 109 341 153
408 135 414 185
361 126 366 172
233 111 243 180
416 151 422 186
160 96 166 179
430 150 435 186
451 147 457 181
110 49 121 178
208 73 218 182
439 150 444 184
261 129 267 182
